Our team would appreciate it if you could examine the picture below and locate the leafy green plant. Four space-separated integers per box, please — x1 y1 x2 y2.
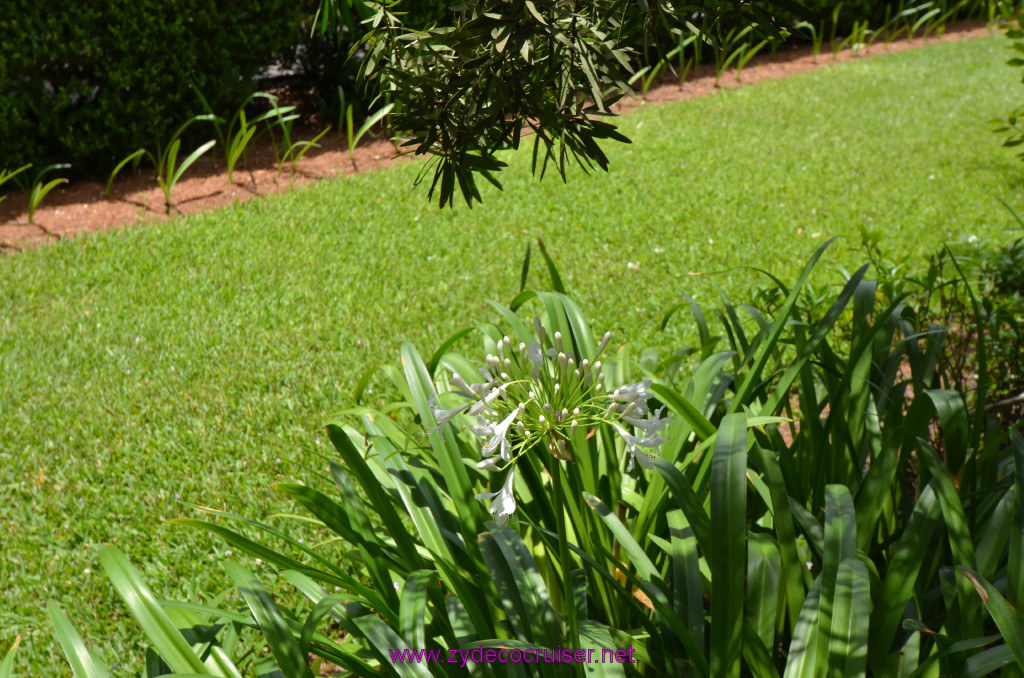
15 164 70 225
735 35 770 80
0 165 31 205
259 95 334 176
48 238 1024 677
286 126 332 176
830 2 845 57
196 90 292 183
714 25 757 85
337 0 794 207
795 21 825 62
345 102 394 172
677 47 698 86
908 2 943 39
0 0 305 180
104 149 146 200
264 99 301 172
145 116 217 215
630 35 696 96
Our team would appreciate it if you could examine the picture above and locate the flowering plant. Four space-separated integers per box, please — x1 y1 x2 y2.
431 318 673 526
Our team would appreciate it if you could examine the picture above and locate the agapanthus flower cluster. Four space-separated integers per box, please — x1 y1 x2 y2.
429 318 673 525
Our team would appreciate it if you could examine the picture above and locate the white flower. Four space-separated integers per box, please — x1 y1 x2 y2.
428 394 470 437
453 372 493 398
527 340 544 365
612 423 658 472
622 406 674 436
477 457 504 472
481 407 520 461
468 387 502 416
610 379 652 403
475 470 516 526
469 416 493 439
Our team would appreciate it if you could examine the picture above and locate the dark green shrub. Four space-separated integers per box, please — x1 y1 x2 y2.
0 1 306 179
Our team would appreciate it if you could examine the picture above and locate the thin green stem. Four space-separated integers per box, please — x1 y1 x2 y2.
551 458 579 653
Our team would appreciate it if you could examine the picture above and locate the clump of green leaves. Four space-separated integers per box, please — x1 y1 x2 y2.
995 14 1024 154
14 164 70 225
100 116 221 213
0 165 31 205
104 150 145 200
46 239 1024 677
149 117 217 215
345 101 393 171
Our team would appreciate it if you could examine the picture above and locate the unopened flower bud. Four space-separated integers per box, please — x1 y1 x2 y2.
573 407 580 416
621 402 637 418
608 402 618 415
533 317 546 343
554 331 563 352
571 419 578 436
539 415 546 425
543 402 553 412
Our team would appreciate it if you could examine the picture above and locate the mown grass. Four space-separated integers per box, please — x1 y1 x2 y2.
1 35 1021 675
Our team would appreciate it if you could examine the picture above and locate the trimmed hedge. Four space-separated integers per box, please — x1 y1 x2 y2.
0 1 306 178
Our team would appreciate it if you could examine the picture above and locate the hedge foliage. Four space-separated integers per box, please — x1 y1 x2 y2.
0 1 308 178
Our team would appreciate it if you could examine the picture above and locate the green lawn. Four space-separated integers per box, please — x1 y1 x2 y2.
2 35 1022 675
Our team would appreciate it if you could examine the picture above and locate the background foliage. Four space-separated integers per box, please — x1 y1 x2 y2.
0 0 307 176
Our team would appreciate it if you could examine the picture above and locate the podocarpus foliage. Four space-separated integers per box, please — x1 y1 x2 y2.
43 240 1024 677
329 0 797 207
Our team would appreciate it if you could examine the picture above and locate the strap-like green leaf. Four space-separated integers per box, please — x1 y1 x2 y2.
867 485 941 675
710 413 747 678
579 621 629 678
783 578 823 678
1009 430 1024 610
0 635 20 678
827 558 870 678
47 604 112 678
746 533 781 651
98 546 209 675
224 561 313 678
817 485 857 668
957 568 1024 672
